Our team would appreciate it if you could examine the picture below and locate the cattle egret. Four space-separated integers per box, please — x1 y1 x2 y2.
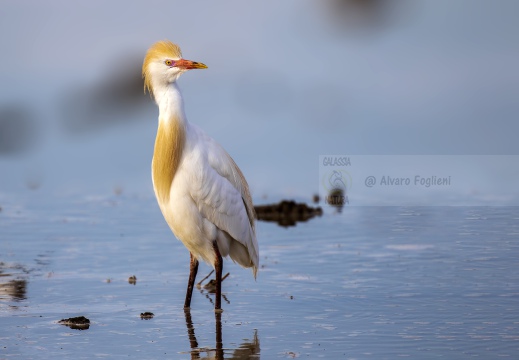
142 40 258 311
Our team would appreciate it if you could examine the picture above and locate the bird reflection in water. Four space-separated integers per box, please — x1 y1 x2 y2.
183 309 260 359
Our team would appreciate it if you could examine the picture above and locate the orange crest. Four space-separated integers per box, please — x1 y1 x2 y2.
142 40 183 96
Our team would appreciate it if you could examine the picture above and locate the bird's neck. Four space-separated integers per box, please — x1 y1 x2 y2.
154 82 186 120
152 83 187 203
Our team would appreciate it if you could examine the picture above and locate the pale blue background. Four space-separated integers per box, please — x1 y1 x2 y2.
1 0 518 200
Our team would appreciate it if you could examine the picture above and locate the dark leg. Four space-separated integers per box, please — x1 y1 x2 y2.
184 253 199 309
212 240 223 311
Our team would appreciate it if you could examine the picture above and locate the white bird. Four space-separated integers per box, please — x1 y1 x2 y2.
142 40 258 311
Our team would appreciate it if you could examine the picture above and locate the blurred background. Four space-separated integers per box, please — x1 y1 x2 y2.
1 0 518 200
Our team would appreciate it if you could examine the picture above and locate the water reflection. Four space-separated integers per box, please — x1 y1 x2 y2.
0 254 51 304
183 309 260 359
196 270 231 307
0 262 29 302
0 278 27 301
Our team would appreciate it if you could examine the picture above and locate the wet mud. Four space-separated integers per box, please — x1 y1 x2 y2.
139 312 154 320
254 200 323 227
58 316 90 330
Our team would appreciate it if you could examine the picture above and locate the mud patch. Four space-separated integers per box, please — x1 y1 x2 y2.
140 312 154 320
254 200 322 227
58 316 90 330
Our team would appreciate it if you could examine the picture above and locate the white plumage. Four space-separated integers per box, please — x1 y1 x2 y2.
142 40 258 311
160 117 258 271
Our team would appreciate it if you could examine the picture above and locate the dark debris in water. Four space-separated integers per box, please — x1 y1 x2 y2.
140 312 154 320
199 272 230 293
128 275 137 285
195 271 231 307
58 316 90 330
254 200 322 227
327 188 347 212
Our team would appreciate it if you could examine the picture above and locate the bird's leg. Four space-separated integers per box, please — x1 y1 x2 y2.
212 240 223 311
184 253 199 309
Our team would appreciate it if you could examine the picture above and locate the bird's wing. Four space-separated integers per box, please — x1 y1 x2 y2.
187 125 258 274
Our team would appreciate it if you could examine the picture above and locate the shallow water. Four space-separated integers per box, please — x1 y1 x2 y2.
1 191 519 359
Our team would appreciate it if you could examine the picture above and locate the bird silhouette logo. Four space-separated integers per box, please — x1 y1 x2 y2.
323 169 351 193
329 170 347 191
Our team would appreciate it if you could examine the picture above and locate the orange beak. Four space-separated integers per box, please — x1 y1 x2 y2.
175 59 208 70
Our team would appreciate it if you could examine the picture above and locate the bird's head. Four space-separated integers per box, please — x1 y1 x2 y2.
142 40 207 97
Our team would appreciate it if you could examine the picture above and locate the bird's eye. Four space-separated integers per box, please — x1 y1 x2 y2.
165 59 173 66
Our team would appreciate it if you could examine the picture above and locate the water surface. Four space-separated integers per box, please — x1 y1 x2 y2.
1 192 519 358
